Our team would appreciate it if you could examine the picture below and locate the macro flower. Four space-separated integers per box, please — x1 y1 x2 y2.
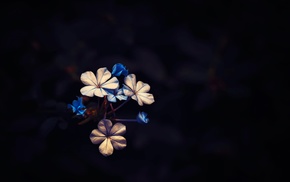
123 74 155 106
106 87 128 102
111 63 129 77
90 119 126 156
136 111 149 124
67 96 86 116
80 67 119 97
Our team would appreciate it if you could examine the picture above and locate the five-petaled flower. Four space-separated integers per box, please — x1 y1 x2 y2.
112 63 129 77
67 96 86 116
80 67 119 97
68 63 154 156
106 87 128 102
123 74 155 106
90 119 127 156
136 111 149 124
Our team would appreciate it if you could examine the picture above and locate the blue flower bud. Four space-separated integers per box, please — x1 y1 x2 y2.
136 112 149 124
67 96 86 116
112 63 129 77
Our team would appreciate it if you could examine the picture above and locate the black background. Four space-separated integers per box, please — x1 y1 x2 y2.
1 1 288 181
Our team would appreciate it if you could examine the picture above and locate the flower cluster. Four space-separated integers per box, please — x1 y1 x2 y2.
67 63 154 156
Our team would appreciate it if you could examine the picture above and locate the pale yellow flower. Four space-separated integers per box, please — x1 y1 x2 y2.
90 119 126 156
80 67 119 97
123 74 154 106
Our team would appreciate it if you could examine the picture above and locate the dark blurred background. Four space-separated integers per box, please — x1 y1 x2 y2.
0 1 288 181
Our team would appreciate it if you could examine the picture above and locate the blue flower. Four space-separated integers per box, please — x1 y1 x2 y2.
67 96 86 116
106 88 128 102
112 63 129 77
136 112 149 124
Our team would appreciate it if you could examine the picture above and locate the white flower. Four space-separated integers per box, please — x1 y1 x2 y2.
123 74 155 106
90 119 126 156
80 67 119 97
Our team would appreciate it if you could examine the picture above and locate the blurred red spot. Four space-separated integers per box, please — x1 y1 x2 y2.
208 67 226 94
65 65 77 74
209 77 226 93
102 13 116 24
31 41 40 50
82 96 90 102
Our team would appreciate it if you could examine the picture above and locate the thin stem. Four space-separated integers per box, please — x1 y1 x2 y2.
110 103 116 117
107 97 131 115
103 96 107 119
97 97 100 109
115 118 137 122
78 116 92 125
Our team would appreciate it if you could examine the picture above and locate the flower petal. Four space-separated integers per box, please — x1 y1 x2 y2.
101 77 119 89
72 100 79 107
112 63 128 77
67 104 76 112
117 88 124 95
94 88 108 97
116 94 128 101
123 84 134 96
99 138 114 156
96 67 111 85
80 86 97 97
80 71 98 86
136 81 150 93
110 136 127 150
110 122 126 136
77 96 83 104
136 112 149 124
76 109 86 116
136 93 155 106
98 119 112 135
135 96 144 106
131 95 137 101
124 74 136 91
90 129 106 144
107 94 117 102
